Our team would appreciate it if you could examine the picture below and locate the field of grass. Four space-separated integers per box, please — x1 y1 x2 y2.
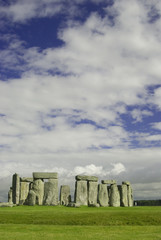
0 205 161 239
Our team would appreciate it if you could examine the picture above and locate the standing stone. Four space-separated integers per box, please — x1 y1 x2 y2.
20 182 29 205
60 185 71 206
109 184 120 207
12 173 20 204
127 185 133 207
88 181 98 206
118 184 128 207
43 179 58 205
28 190 36 206
98 184 109 207
8 187 13 204
75 180 88 205
32 179 44 205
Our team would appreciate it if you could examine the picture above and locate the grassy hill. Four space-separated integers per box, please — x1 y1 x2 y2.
0 205 161 239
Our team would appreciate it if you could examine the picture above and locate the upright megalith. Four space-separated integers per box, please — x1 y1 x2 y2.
8 187 13 204
43 179 58 205
98 184 109 207
75 180 88 205
109 183 120 207
127 184 133 207
60 185 71 206
119 183 128 207
12 173 20 204
32 179 44 205
28 190 36 206
20 182 29 205
75 175 98 206
88 181 98 206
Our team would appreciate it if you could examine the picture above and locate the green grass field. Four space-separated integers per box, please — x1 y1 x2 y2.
0 206 161 240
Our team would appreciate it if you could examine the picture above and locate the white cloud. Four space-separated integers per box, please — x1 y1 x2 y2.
0 0 161 201
151 122 161 130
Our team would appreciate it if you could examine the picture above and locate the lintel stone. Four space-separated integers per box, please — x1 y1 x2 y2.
33 172 58 179
20 177 33 182
122 181 130 185
75 175 98 182
101 180 116 185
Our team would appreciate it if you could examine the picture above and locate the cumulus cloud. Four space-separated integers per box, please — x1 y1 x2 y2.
0 0 161 201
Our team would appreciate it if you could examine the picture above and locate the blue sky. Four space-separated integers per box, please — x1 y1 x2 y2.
0 0 161 201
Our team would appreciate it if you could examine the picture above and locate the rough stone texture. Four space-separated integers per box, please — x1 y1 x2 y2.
20 182 29 205
8 188 13 204
0 202 16 207
88 181 98 206
127 185 133 207
122 181 130 185
28 190 36 206
75 175 98 182
33 172 58 179
75 180 88 205
118 184 128 207
98 184 109 207
60 185 71 206
101 180 116 184
32 179 44 205
20 177 33 182
109 184 120 207
12 173 20 204
68 202 80 208
43 179 58 205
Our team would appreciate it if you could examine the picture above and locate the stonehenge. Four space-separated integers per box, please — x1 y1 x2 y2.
8 172 133 207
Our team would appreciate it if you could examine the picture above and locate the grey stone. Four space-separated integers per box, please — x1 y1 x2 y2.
118 184 128 207
88 181 98 206
12 173 20 204
109 184 120 207
68 202 81 208
8 187 13 204
122 181 130 185
0 202 16 207
33 172 58 179
75 180 88 205
127 185 133 207
20 182 29 205
101 180 116 185
60 185 71 206
32 179 44 205
75 175 98 182
20 177 33 182
28 190 36 206
88 203 100 207
43 179 58 205
98 184 109 207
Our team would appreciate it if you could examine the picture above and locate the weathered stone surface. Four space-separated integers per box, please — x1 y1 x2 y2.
60 185 71 206
20 182 29 205
32 179 44 205
68 202 81 208
109 184 120 207
75 175 98 182
118 184 128 207
101 180 116 185
98 184 109 207
127 185 133 207
28 190 36 206
12 173 20 204
8 187 13 204
20 177 33 182
0 202 16 207
43 179 58 205
75 180 88 205
122 181 130 185
33 172 58 179
88 181 98 206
